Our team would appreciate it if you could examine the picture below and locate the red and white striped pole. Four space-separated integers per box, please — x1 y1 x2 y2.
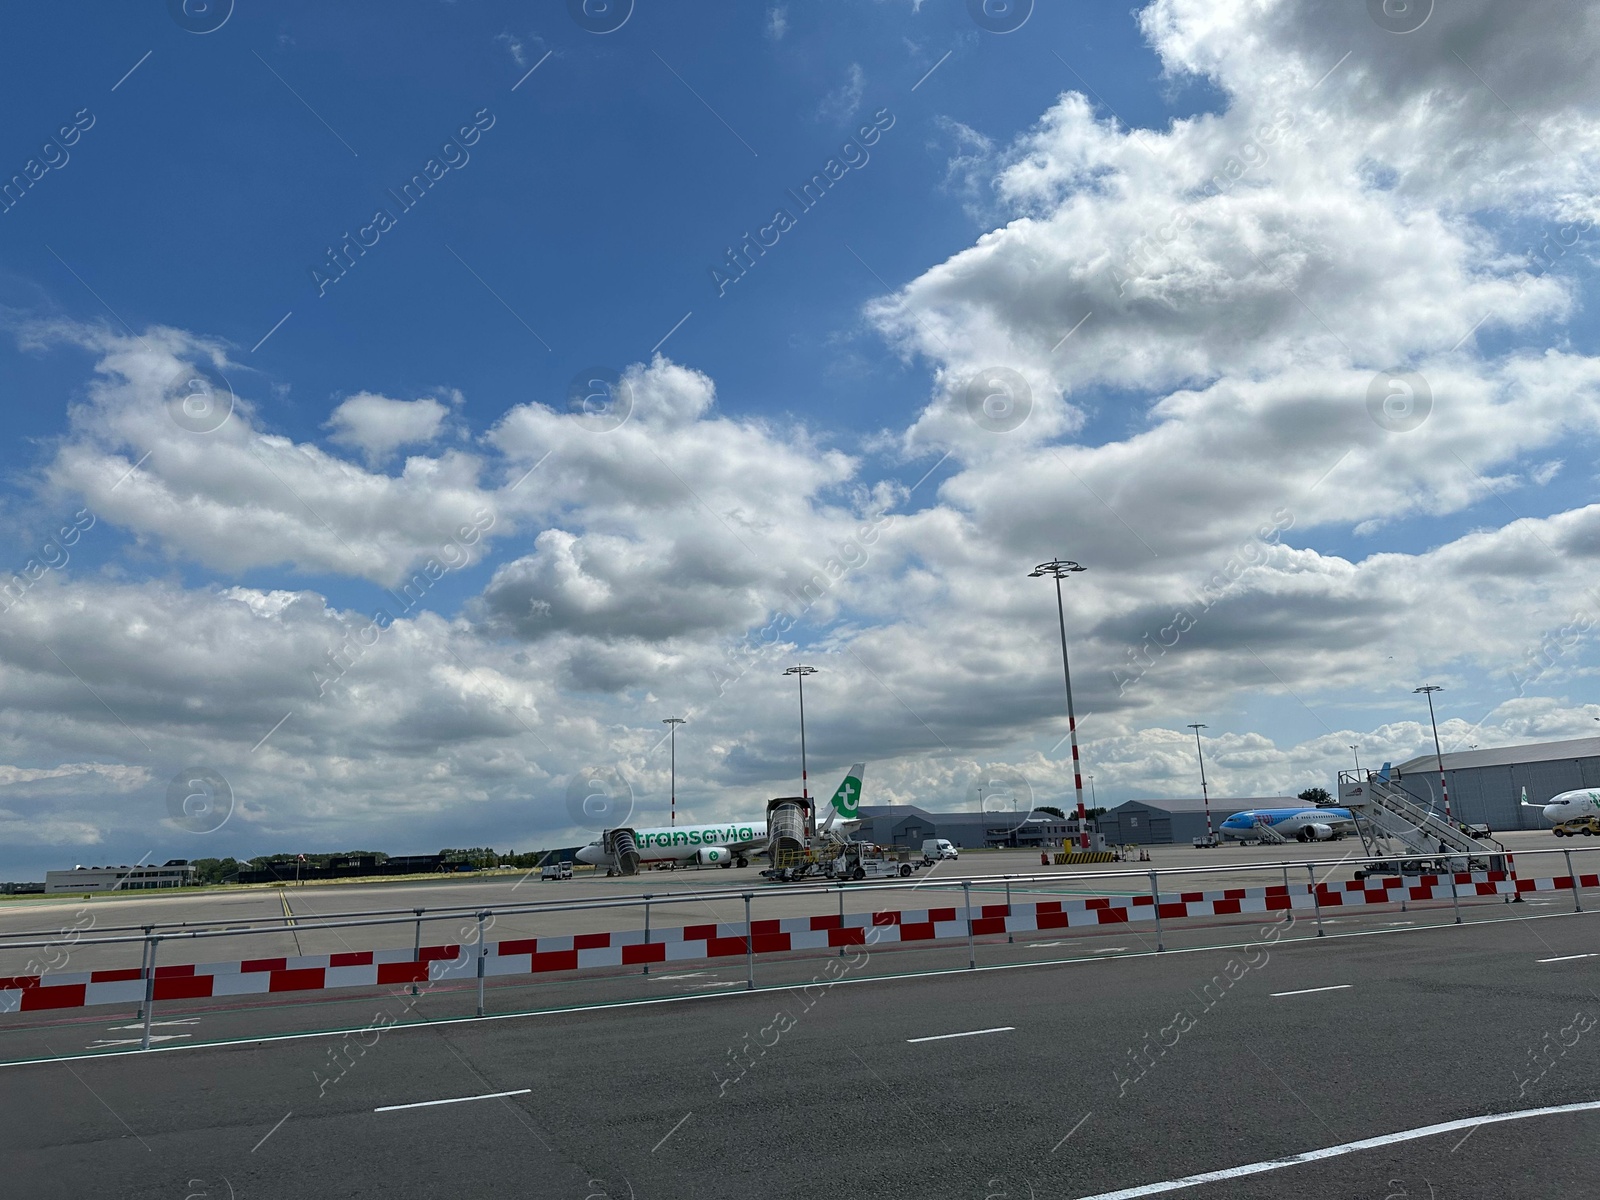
1416 685 1451 824
1033 559 1090 849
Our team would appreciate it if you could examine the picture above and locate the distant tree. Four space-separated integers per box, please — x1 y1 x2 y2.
1298 787 1332 805
191 857 241 885
1037 805 1066 819
1087 807 1108 819
440 847 500 869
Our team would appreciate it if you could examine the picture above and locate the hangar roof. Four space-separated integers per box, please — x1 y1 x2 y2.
1393 735 1600 775
1106 797 1294 815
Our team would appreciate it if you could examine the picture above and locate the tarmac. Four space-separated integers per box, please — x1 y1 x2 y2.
1 899 1597 1198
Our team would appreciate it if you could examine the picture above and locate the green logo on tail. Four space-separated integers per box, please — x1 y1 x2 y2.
831 769 863 818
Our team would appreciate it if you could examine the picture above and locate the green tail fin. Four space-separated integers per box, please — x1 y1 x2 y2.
829 764 866 819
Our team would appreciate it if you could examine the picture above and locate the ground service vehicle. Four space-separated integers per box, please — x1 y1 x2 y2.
1553 816 1600 837
541 860 573 880
921 838 958 863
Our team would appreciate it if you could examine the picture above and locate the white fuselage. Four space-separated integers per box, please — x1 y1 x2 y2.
1541 789 1600 825
1218 807 1357 841
574 822 764 868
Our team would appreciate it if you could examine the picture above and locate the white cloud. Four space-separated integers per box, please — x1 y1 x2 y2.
326 392 449 465
31 323 503 587
818 63 866 124
495 31 526 69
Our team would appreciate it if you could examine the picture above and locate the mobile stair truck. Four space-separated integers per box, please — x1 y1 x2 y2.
1337 766 1508 879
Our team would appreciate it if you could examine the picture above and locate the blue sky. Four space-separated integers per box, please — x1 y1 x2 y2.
1 0 1599 876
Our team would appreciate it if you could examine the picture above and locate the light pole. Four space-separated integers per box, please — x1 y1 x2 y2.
1029 558 1090 850
784 665 817 824
662 718 685 828
1414 685 1450 823
1187 723 1214 845
1350 744 1361 774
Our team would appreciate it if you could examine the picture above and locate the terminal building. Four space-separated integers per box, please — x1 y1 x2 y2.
1387 734 1600 831
45 861 197 893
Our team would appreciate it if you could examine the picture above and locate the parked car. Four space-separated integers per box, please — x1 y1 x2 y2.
1553 816 1600 837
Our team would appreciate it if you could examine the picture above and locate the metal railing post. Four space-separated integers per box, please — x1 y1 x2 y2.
1449 865 1462 924
642 894 652 976
1564 850 1584 913
1150 871 1164 953
1280 866 1292 922
1307 864 1325 936
743 894 755 990
963 881 975 969
411 909 423 996
140 935 158 1050
838 886 845 958
475 912 487 1017
1005 879 1013 944
134 925 152 1019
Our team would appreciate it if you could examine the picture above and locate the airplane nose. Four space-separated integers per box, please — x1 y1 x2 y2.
1544 804 1563 823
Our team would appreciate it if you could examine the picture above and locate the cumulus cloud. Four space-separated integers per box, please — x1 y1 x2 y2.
325 393 449 465
30 323 503 587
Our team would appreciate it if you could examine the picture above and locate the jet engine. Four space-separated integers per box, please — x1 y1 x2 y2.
1297 823 1335 842
697 846 730 866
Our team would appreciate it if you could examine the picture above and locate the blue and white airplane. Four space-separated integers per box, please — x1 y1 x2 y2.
1219 805 1356 842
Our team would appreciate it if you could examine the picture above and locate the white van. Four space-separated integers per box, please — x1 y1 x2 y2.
921 838 958 864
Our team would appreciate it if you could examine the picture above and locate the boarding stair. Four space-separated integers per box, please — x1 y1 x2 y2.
1337 769 1505 872
603 827 641 876
1251 820 1288 845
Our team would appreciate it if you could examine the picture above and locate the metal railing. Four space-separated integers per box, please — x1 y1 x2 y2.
1 843 1593 1052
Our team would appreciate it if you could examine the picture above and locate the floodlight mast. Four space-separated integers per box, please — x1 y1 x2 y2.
1188 723 1213 843
783 666 818 826
662 718 685 827
1029 558 1090 850
1414 685 1450 823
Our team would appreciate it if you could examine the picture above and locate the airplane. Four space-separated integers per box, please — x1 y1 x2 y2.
1520 786 1600 828
575 764 867 873
1218 805 1357 842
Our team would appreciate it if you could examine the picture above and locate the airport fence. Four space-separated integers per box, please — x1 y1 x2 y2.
0 845 1596 1055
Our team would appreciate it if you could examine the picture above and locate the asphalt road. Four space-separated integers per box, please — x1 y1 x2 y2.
3 905 1599 1198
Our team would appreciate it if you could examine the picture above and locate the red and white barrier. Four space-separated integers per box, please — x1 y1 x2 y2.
0 868 1566 1015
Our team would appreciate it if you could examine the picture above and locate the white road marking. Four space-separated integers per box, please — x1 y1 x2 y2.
252 1110 292 1153
907 1026 1015 1044
374 1088 530 1113
89 1034 191 1047
1052 1110 1094 1153
107 1019 200 1030
1066 1099 1600 1199
1093 947 1129 954
1270 985 1351 998
1537 953 1600 963
652 1111 692 1153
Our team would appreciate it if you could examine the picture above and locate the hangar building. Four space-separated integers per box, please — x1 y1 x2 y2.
1388 734 1600 831
1097 797 1275 845
855 805 1089 849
